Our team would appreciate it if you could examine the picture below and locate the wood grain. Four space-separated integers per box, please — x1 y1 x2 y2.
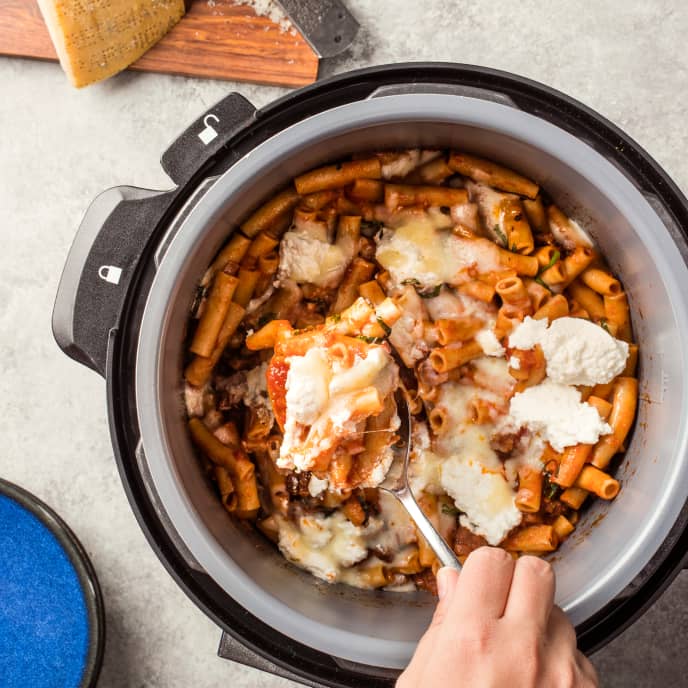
0 0 319 87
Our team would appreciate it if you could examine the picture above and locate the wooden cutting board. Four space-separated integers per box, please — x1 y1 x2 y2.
0 0 319 87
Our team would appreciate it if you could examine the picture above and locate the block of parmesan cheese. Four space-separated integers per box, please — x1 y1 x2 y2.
36 0 186 88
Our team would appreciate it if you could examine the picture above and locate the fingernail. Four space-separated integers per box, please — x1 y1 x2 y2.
437 568 452 600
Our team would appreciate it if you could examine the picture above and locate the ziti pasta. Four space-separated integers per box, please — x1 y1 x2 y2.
182 148 638 593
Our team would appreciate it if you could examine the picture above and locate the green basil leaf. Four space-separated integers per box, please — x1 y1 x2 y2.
534 276 553 293
376 317 392 336
419 284 442 299
544 249 561 272
543 473 560 501
493 224 508 247
441 503 459 516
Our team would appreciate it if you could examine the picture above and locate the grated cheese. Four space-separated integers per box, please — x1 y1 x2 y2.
231 0 294 33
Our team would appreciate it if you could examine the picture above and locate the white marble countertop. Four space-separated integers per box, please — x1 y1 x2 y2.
1 1 686 686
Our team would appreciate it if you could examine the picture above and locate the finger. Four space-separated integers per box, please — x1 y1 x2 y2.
437 566 460 601
409 567 460 668
503 555 555 630
426 567 459 629
576 651 599 686
541 608 591 687
546 605 577 651
449 546 515 620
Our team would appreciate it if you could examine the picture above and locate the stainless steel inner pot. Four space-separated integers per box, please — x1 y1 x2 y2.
135 92 688 669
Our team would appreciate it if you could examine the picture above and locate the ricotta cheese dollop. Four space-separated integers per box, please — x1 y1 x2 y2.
440 457 522 545
475 328 505 357
284 347 330 426
509 316 629 386
509 379 612 452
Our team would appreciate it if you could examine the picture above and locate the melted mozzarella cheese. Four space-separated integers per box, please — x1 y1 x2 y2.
465 180 517 245
279 231 347 286
277 512 382 584
369 491 417 553
375 218 501 288
381 149 421 179
408 422 444 494
329 348 389 396
471 357 515 396
409 447 445 495
503 434 546 485
423 288 464 320
278 344 398 475
276 492 418 588
424 377 521 542
389 285 429 366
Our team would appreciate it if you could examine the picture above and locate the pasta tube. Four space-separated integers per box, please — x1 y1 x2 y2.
503 525 558 552
448 152 539 198
295 159 382 194
591 377 638 469
185 302 246 387
429 340 483 372
500 198 534 254
190 272 239 357
212 233 252 272
554 444 593 488
581 268 622 296
574 465 620 500
241 188 300 237
515 467 543 513
384 184 468 209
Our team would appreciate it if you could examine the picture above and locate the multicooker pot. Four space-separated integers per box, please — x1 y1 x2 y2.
53 64 688 686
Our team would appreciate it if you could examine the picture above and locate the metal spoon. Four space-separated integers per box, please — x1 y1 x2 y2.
380 391 462 571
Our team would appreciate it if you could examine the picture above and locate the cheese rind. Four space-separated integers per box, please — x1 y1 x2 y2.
37 0 186 88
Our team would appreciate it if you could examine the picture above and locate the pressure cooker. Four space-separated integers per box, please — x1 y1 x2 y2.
53 64 688 687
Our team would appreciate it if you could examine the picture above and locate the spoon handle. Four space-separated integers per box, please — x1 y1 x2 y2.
394 488 462 571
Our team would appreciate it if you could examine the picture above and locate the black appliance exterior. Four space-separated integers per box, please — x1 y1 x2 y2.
53 64 688 687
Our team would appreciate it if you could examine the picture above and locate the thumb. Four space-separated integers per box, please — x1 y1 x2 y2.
430 567 460 629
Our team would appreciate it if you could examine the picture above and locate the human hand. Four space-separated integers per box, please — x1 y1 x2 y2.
398 547 598 688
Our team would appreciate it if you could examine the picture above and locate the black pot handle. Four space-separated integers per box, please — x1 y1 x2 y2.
52 93 257 377
52 185 175 376
161 93 256 187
